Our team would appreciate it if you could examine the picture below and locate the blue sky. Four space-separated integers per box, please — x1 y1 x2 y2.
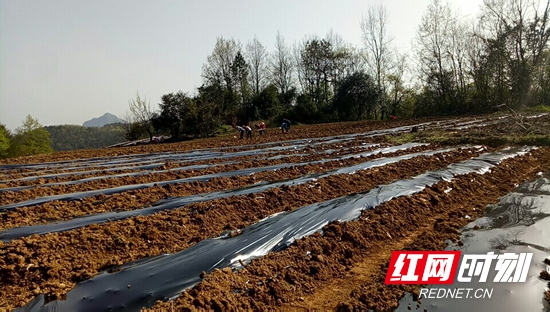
0 0 483 130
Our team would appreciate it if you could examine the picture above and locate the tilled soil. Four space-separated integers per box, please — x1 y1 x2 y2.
0 144 435 231
0 113 486 167
144 147 550 311
0 119 425 166
0 139 385 204
0 138 377 185
1 114 549 311
414 113 550 145
0 148 479 309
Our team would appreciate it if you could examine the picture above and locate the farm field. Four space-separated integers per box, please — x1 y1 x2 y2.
1 114 550 311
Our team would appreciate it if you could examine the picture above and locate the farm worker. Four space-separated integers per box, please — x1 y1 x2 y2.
244 125 253 139
259 122 267 135
236 126 245 139
281 118 291 133
283 118 291 129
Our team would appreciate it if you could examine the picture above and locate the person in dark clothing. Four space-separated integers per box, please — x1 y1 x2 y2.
283 118 291 129
281 118 291 133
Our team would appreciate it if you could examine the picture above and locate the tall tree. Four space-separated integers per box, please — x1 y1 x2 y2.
202 37 241 89
202 37 242 118
270 31 295 95
301 38 334 107
478 0 550 107
414 0 467 114
231 51 251 107
466 21 493 111
154 91 196 139
387 53 410 116
333 71 380 120
128 92 155 141
532 50 550 105
326 30 365 93
245 36 269 95
250 84 283 120
361 4 394 119
293 40 306 93
193 94 223 138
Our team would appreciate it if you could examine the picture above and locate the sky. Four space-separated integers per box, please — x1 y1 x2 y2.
0 0 484 131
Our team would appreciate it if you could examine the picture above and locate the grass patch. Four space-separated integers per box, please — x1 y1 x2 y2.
217 124 235 136
384 133 416 144
526 105 550 113
508 134 550 146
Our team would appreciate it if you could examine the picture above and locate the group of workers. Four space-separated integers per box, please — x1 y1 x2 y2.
235 118 292 139
235 125 253 139
154 115 399 143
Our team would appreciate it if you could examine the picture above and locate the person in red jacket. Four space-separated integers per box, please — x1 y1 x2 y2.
258 122 266 135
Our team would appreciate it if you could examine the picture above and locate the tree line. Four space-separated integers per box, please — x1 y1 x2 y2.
0 116 128 159
2 0 549 158
45 124 125 151
0 115 53 159
126 0 549 141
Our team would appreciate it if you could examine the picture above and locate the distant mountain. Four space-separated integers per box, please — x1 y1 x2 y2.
83 113 125 127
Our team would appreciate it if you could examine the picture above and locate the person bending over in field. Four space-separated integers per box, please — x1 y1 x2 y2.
258 122 267 135
281 118 291 133
283 118 291 129
236 125 245 139
244 125 253 139
254 121 267 135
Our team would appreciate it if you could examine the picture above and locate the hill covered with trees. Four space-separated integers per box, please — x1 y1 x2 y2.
45 124 126 152
1 120 127 158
